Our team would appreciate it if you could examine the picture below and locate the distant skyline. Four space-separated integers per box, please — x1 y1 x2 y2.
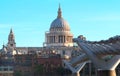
0 0 120 48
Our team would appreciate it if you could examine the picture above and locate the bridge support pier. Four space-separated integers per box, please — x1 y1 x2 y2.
72 72 80 76
63 60 86 76
97 70 116 76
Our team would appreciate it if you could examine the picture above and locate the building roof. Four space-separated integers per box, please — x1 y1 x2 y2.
50 5 70 31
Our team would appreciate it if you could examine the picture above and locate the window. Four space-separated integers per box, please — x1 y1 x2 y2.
3 68 8 71
10 44 13 47
63 50 65 55
9 67 13 71
0 68 2 71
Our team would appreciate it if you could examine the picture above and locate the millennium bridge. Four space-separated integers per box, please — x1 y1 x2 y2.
64 36 120 76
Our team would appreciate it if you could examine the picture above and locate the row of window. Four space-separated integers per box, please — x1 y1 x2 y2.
0 67 13 71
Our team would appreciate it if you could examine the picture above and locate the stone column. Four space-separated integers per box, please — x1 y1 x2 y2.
63 35 65 43
55 35 58 43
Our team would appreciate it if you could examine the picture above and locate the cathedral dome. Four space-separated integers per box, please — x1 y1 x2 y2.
45 5 73 47
50 17 70 31
50 5 70 31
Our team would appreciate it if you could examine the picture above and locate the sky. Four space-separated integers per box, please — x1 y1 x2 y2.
0 0 120 48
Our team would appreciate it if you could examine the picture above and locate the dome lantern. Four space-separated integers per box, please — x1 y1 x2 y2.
57 4 62 18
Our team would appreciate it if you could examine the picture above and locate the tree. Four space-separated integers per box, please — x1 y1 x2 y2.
56 67 65 75
34 64 44 76
14 71 22 76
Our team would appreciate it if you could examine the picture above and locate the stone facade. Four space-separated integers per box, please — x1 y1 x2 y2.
0 5 80 59
14 54 35 76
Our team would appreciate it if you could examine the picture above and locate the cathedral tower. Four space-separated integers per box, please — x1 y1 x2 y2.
7 28 16 48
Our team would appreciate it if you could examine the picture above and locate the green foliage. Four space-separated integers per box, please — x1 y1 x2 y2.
56 67 64 74
14 71 22 76
34 64 44 73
